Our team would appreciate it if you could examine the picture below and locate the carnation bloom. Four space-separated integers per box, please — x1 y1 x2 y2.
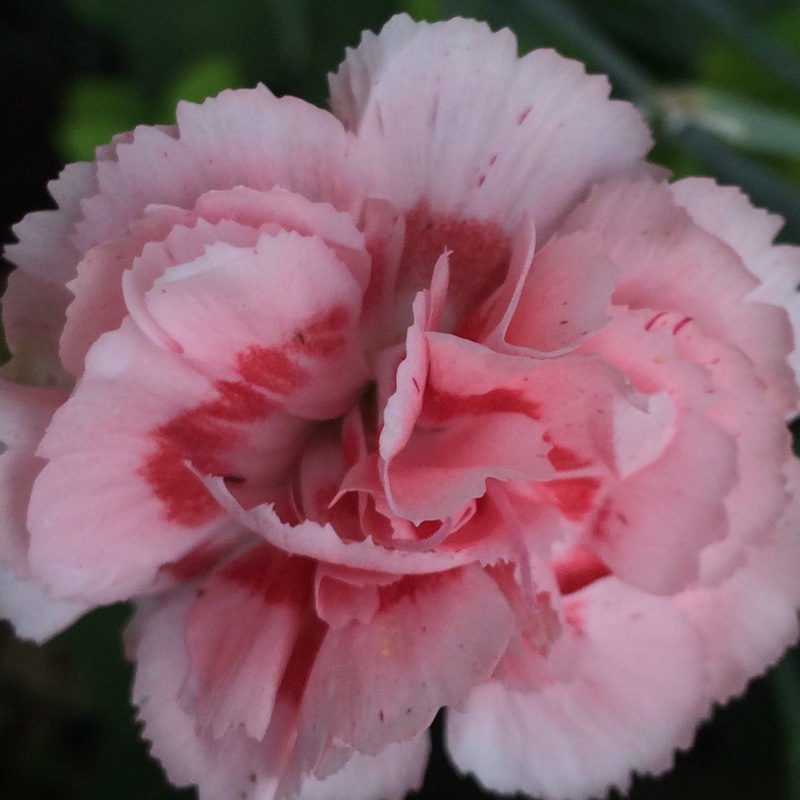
2 13 800 800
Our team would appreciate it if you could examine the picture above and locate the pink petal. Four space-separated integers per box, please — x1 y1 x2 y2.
504 232 617 353
75 87 360 255
133 583 428 800
185 544 314 740
201 476 474 575
122 217 261 354
0 381 66 568
0 563 87 642
128 590 269 800
382 333 554 523
671 177 800 414
190 186 371 292
589 411 737 595
6 161 96 286
333 16 652 239
3 162 99 381
60 235 150 376
678 460 800 704
672 312 792 582
297 734 429 800
0 270 73 387
293 565 517 770
446 579 708 800
0 381 90 639
315 565 382 628
142 229 368 420
563 176 797 413
584 307 789 586
27 322 258 602
455 215 537 349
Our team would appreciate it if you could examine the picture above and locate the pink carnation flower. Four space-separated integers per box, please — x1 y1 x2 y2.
3 14 800 800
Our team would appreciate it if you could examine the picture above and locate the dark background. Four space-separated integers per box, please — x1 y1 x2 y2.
1 0 800 798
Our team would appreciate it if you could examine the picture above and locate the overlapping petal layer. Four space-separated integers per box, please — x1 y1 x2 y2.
1 13 799 800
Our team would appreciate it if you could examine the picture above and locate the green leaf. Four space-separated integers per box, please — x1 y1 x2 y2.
655 86 800 161
159 54 243 121
55 77 148 163
404 0 444 21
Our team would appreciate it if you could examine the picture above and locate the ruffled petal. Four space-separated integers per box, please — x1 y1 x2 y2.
0 381 66 567
0 563 87 642
382 333 553 523
563 177 798 413
185 544 314 740
142 229 368 420
294 733 429 800
130 582 430 800
28 322 255 602
293 565 517 771
128 590 269 800
0 271 73 387
678 460 800 704
5 161 96 285
75 87 361 255
671 177 800 414
446 579 707 800
590 411 737 594
333 15 652 238
201 477 475 575
504 232 617 353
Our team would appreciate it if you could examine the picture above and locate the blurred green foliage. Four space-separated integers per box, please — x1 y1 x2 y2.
4 0 800 798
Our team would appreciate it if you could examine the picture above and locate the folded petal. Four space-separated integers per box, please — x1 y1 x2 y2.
671 177 800 414
383 334 553 523
563 177 797 412
590 411 737 594
142 229 368 420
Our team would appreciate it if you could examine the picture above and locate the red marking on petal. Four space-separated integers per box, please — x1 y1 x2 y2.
236 346 309 394
644 311 667 331
591 498 613 543
402 201 511 316
141 382 274 526
546 443 593 471
422 385 541 424
554 546 611 595
377 573 432 611
545 477 601 521
139 447 221 526
291 305 350 358
341 426 361 468
517 107 532 125
564 599 585 637
488 154 498 166
312 484 338 519
206 380 276 422
673 316 693 335
218 544 315 606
